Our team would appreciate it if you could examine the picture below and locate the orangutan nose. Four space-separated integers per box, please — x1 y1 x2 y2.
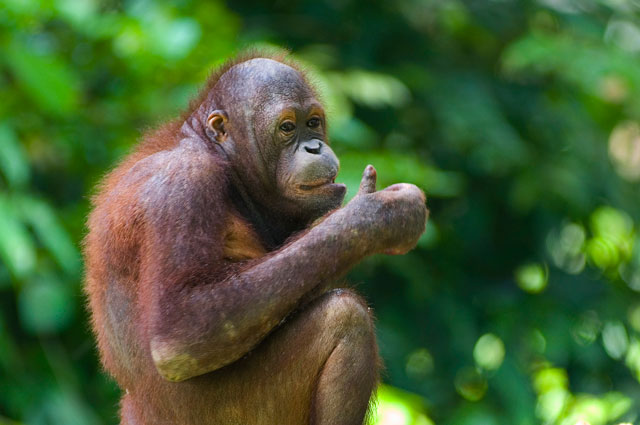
303 139 323 155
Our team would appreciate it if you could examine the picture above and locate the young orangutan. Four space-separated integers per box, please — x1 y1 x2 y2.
84 51 428 425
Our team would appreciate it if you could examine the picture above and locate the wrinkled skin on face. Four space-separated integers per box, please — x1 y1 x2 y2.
207 59 346 223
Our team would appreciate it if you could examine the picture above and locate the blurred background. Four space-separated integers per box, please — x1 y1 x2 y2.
2 0 640 424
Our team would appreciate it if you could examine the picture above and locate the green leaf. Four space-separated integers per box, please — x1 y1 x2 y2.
3 38 80 116
0 194 36 281
18 196 80 276
0 123 29 188
328 70 411 108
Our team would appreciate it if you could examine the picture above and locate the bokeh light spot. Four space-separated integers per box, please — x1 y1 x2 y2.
628 304 640 332
533 367 568 394
473 333 505 371
602 321 629 360
547 223 586 274
515 262 548 293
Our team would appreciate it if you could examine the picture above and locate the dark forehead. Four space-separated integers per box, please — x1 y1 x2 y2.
215 58 316 106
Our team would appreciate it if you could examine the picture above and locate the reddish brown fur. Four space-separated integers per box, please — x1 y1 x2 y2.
84 50 427 425
85 52 279 378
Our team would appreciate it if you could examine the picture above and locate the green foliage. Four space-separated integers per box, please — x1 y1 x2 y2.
2 0 640 424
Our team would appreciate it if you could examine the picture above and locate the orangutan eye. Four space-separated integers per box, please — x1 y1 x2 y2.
307 117 321 128
279 121 296 132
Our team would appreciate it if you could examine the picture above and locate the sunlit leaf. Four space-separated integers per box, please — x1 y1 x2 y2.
602 392 633 422
628 304 640 332
328 70 411 109
2 0 41 14
590 207 633 241
0 194 36 281
602 321 629 360
0 123 30 188
536 388 570 423
371 385 433 425
625 338 640 381
54 0 98 27
533 367 568 394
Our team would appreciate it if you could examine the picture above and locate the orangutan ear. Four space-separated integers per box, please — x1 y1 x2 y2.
207 110 229 143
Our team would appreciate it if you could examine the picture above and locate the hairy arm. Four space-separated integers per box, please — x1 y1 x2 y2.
139 152 425 381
